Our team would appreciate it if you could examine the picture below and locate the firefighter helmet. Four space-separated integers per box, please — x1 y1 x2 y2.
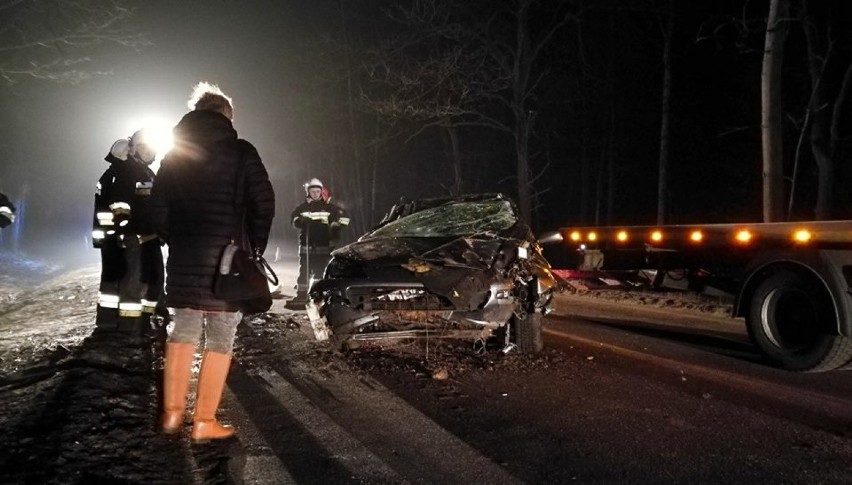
128 129 156 165
109 138 130 161
304 178 323 195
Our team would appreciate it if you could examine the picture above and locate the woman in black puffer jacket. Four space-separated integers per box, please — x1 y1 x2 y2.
150 82 275 442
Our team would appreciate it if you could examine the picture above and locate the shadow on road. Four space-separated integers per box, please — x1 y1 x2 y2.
0 322 235 483
567 316 763 365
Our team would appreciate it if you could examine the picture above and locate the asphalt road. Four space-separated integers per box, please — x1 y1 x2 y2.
217 294 852 484
6 256 847 482
550 294 852 435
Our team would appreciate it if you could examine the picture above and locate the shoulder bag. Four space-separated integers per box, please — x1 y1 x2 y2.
213 146 278 313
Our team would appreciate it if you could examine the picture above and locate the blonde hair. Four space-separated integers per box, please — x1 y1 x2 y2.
187 82 234 120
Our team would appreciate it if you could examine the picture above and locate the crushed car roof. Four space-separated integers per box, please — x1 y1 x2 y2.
374 193 512 229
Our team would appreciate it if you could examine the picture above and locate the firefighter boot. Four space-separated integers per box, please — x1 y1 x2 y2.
95 305 119 330
191 351 236 443
161 342 195 433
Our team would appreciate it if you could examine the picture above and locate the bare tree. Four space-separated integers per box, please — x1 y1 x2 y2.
797 0 852 219
365 0 577 223
363 2 508 197
288 0 394 233
656 0 674 225
364 38 490 196
761 0 790 222
0 0 148 85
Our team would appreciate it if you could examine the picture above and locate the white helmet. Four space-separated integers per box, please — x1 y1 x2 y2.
109 138 130 161
129 129 156 165
304 177 323 195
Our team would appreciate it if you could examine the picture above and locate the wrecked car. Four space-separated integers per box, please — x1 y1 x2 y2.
308 193 564 352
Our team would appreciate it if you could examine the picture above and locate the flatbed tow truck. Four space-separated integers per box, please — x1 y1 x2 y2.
557 220 852 372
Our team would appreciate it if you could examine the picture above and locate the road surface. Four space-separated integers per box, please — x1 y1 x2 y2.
215 292 852 484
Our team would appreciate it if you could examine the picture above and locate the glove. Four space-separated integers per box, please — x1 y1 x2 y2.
118 233 140 249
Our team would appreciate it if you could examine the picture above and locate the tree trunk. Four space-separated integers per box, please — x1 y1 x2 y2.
442 120 463 196
830 64 852 217
512 0 533 224
801 0 847 220
594 150 605 226
516 121 532 224
580 150 590 225
761 0 790 222
656 0 674 225
371 116 379 227
341 2 367 235
606 102 615 226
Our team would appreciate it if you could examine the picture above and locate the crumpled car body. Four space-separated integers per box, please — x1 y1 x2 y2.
308 194 563 352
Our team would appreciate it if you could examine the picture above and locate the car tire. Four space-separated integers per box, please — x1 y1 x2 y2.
514 312 543 353
746 271 852 372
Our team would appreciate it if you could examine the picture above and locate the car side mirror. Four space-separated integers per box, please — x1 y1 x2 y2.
537 231 563 245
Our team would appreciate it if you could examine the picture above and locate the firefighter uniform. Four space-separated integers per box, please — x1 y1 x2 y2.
0 192 15 229
92 134 164 332
287 178 350 307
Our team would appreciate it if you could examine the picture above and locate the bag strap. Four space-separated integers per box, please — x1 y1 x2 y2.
229 141 251 246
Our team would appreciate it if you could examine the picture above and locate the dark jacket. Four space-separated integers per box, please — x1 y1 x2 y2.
92 152 156 248
150 110 275 311
0 192 15 229
290 198 349 247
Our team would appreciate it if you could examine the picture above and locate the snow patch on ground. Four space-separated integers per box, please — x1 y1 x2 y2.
0 259 99 376
561 282 734 318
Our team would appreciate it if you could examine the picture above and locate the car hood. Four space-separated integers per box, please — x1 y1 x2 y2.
331 234 508 270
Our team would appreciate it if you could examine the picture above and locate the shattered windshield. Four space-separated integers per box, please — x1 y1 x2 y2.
369 200 517 238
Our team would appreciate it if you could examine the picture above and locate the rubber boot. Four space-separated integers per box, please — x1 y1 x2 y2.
95 305 120 330
161 342 196 433
116 315 142 336
191 351 235 443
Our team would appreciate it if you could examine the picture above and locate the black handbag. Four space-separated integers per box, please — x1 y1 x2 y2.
213 242 277 314
211 143 278 313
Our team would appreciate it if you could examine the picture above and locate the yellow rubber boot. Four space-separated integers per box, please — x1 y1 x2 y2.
161 342 195 433
191 351 235 443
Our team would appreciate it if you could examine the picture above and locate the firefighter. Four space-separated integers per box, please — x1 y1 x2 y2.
0 192 15 229
286 178 349 308
92 131 164 335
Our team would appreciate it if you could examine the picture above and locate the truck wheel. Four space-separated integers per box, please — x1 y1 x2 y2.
747 271 852 371
513 312 544 353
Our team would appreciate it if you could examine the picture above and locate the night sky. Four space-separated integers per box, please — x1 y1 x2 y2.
0 0 849 265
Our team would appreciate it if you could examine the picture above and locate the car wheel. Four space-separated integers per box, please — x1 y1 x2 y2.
513 312 543 353
746 271 852 372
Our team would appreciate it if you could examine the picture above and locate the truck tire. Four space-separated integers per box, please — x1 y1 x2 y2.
513 312 544 353
746 271 852 372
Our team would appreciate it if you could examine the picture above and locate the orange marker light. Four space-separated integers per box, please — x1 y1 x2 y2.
793 229 812 243
689 230 703 242
650 230 663 242
588 231 598 242
570 231 581 242
616 230 629 242
735 229 752 243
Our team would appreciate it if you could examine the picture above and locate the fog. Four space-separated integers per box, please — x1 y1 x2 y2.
0 2 323 266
